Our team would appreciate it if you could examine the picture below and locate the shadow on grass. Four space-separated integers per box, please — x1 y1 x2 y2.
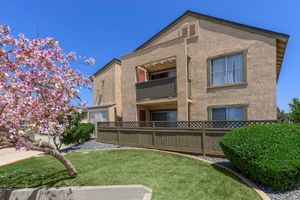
210 161 270 196
0 170 72 188
210 162 255 189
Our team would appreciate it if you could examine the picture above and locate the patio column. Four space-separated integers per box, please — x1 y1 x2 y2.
176 41 189 121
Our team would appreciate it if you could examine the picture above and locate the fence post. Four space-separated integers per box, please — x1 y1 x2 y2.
152 122 156 149
202 121 206 156
117 121 120 145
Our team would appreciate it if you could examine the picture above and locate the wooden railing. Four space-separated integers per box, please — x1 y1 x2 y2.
97 120 277 157
135 77 177 100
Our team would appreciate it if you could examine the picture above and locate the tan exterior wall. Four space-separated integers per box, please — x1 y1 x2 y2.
114 63 122 120
146 16 198 48
121 15 277 121
92 61 122 121
122 37 188 121
187 19 277 120
93 64 115 106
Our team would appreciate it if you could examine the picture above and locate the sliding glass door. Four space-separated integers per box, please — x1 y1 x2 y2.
150 110 177 121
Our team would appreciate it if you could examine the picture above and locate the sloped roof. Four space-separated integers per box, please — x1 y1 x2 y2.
134 10 289 80
93 58 121 76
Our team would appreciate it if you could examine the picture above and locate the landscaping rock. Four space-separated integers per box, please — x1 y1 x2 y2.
62 139 121 153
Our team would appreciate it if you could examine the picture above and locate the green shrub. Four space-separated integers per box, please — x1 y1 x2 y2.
220 124 300 191
61 123 94 145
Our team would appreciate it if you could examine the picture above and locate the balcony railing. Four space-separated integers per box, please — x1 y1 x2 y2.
136 77 177 101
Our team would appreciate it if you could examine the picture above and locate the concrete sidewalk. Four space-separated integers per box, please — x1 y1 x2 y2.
0 148 42 167
0 185 152 200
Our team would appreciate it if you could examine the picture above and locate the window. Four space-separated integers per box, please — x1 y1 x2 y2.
151 110 177 121
89 110 109 123
150 69 176 80
89 110 108 135
210 53 244 86
211 106 246 121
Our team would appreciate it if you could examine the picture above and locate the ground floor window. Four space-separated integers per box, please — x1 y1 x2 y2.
211 106 246 121
89 110 109 135
89 110 109 123
150 110 177 121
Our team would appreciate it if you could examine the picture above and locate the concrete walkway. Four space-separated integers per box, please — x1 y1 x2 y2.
0 148 42 167
0 185 152 200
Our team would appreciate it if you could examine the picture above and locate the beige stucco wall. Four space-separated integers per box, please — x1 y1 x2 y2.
93 64 115 106
122 37 188 121
187 18 277 120
114 62 122 120
121 15 277 121
92 61 122 121
146 16 198 48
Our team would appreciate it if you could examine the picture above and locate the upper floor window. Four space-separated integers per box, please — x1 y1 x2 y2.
210 53 245 86
150 69 176 80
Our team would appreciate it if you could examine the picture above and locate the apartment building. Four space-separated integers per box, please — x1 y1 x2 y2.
92 10 288 122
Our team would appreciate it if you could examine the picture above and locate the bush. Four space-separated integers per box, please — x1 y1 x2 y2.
61 123 94 145
220 124 300 191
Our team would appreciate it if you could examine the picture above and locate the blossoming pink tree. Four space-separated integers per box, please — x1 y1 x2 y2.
0 25 95 178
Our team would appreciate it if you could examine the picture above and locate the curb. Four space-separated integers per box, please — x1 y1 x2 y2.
0 185 152 200
0 144 13 150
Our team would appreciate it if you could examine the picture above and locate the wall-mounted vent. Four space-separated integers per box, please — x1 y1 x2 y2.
179 23 198 38
182 27 188 37
189 24 196 36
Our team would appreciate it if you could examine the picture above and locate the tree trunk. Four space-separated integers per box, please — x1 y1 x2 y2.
52 135 62 151
22 138 78 178
49 149 77 178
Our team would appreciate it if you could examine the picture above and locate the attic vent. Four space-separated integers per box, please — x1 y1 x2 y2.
189 24 196 36
182 27 188 37
179 24 197 38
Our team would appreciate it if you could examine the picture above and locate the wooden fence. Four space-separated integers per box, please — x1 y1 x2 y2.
97 120 277 157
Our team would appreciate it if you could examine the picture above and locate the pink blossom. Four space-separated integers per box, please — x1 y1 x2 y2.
0 25 94 149
85 57 96 65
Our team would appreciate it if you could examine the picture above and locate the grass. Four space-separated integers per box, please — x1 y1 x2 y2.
0 150 261 200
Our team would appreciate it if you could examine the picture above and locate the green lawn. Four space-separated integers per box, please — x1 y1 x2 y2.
0 150 261 200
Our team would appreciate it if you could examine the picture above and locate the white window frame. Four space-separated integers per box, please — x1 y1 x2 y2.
210 52 245 86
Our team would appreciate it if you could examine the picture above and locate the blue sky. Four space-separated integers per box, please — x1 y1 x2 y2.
1 0 299 112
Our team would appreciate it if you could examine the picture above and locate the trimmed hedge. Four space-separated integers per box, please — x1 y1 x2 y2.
61 123 94 145
220 124 300 191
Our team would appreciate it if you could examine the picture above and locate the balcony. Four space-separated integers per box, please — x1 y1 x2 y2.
136 77 177 101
